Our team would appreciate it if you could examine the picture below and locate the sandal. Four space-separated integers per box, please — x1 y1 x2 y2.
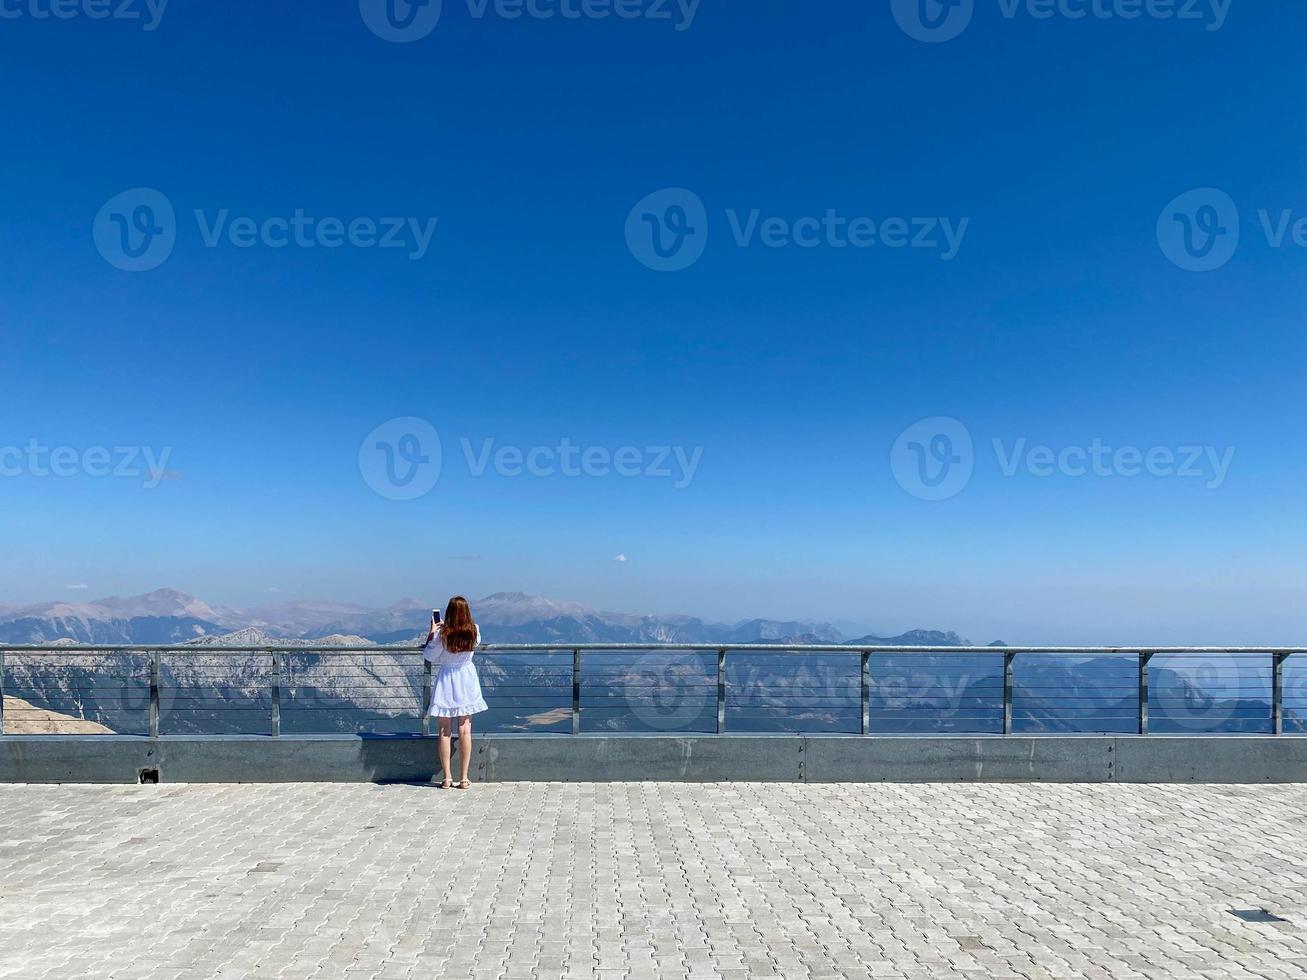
455 780 471 790
438 778 452 789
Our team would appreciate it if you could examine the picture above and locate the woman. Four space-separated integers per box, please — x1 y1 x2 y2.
423 596 488 789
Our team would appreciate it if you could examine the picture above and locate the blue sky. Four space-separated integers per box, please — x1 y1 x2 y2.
2 0 1306 644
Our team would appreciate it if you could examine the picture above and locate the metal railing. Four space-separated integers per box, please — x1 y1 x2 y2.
1 644 1305 737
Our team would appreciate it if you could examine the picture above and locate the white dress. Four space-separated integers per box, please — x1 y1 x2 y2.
424 623 488 718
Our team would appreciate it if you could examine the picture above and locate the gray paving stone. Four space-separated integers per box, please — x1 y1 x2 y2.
3 783 1307 978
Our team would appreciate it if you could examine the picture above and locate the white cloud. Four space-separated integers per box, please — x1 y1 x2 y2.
266 587 282 593
612 554 628 563
66 583 89 590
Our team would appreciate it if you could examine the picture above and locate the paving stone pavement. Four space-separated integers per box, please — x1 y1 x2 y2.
3 782 1307 979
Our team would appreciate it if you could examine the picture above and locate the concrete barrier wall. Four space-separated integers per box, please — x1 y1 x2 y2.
4 734 1307 784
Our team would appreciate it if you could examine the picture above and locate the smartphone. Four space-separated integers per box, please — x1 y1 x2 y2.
432 609 442 622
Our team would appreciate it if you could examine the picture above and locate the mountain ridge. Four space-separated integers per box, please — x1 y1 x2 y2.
0 588 996 646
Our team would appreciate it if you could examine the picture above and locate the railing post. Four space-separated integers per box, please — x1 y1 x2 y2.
1138 651 1152 735
717 649 726 734
0 649 6 736
860 651 870 736
270 651 281 738
149 651 161 739
1273 652 1287 736
1002 651 1015 735
422 658 433 737
572 649 581 735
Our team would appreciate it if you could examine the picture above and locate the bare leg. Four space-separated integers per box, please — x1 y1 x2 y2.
438 717 453 785
457 715 472 785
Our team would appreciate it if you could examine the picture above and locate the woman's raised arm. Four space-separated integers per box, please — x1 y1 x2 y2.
422 613 440 649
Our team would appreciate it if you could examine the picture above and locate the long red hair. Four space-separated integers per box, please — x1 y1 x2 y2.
441 596 478 653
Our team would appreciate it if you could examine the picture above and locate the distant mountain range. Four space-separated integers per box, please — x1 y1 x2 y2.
3 590 1275 739
0 588 998 647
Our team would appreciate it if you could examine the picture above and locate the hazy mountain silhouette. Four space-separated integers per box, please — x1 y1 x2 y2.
0 588 988 647
0 594 1278 736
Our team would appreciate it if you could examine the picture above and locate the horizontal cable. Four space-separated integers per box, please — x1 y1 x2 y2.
6 645 1305 653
